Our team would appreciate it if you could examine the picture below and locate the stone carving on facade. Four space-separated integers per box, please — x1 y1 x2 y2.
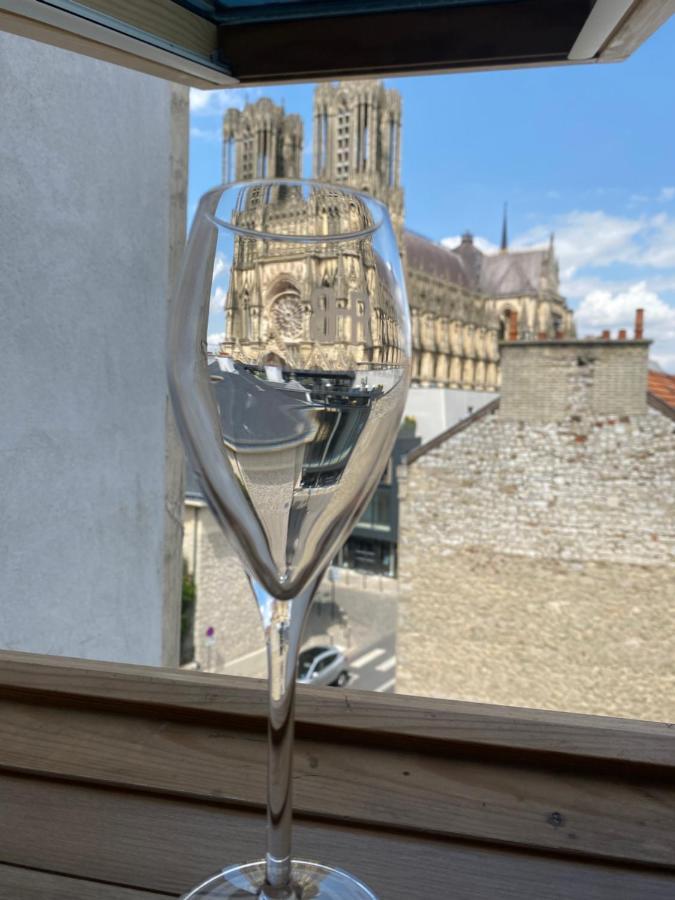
218 183 406 374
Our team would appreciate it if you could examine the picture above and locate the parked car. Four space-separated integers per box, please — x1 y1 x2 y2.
297 646 349 687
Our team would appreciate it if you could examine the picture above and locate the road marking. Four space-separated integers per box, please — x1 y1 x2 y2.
223 646 265 668
375 677 396 693
348 672 360 684
351 647 386 669
375 656 396 673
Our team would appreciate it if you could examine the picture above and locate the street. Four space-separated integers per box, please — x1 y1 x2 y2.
345 631 397 693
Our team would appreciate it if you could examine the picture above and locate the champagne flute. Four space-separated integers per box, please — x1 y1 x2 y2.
169 179 411 899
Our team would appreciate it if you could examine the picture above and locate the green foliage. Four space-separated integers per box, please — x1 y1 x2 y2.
180 560 196 665
400 415 417 435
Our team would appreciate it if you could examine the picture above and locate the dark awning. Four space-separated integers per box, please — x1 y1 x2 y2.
0 0 671 87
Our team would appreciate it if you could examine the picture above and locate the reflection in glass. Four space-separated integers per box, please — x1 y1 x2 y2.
169 180 411 899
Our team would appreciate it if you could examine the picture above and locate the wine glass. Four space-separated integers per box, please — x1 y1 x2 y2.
168 179 411 899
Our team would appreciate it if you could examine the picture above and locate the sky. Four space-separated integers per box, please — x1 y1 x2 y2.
188 16 675 370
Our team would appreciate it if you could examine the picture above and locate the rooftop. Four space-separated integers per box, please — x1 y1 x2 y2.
649 370 675 412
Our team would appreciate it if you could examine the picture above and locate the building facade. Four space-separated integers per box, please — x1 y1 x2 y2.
223 98 303 181
222 85 574 394
397 329 675 721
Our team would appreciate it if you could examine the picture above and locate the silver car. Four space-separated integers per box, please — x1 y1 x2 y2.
297 646 350 687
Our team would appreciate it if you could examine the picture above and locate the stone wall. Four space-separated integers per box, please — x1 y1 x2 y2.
397 409 675 722
190 507 265 675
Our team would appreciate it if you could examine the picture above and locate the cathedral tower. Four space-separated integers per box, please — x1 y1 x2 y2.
223 98 303 182
312 81 404 236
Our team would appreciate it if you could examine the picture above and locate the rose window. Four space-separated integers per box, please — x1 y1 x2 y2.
270 293 303 339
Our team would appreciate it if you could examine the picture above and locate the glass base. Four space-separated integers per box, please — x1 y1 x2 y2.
181 860 377 899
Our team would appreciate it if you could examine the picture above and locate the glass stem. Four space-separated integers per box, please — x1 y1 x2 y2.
251 576 319 895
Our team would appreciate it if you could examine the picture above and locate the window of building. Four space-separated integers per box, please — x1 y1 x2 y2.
338 536 395 577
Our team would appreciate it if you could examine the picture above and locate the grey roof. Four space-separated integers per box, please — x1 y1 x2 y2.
479 249 548 296
406 231 556 298
404 231 471 289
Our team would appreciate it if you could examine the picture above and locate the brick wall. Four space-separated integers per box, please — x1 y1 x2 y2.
499 341 649 422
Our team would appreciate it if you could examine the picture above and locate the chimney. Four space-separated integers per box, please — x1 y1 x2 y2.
635 308 644 340
508 311 518 342
499 336 651 422
601 330 610 340
618 329 627 340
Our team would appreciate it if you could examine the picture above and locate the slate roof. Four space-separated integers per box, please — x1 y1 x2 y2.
403 230 471 289
479 249 549 296
406 231 556 299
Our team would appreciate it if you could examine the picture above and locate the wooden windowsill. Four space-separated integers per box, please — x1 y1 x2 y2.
0 649 673 898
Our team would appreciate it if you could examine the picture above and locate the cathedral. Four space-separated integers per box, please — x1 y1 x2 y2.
222 81 574 390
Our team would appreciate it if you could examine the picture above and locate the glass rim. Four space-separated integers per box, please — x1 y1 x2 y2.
201 178 388 243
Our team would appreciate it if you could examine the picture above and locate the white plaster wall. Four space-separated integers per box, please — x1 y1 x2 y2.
404 386 498 443
0 33 181 664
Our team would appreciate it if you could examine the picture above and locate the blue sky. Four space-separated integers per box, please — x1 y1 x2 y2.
189 16 675 369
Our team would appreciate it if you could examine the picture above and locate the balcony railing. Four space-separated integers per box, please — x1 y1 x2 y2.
0 649 673 898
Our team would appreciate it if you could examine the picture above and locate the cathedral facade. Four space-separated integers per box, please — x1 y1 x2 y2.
221 84 574 391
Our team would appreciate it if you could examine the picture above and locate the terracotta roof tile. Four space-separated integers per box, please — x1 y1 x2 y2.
648 371 675 411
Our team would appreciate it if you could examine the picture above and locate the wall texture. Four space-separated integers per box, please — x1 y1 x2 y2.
189 507 265 675
397 407 675 722
499 341 650 422
0 33 186 664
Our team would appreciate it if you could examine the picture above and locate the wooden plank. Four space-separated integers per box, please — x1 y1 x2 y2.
600 0 675 61
0 1 234 89
0 696 674 868
0 650 673 768
72 0 215 57
0 863 173 900
1 774 674 900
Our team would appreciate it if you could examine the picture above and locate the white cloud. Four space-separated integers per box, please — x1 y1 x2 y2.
210 285 227 314
652 350 675 371
575 282 675 372
213 253 230 281
207 332 225 352
640 213 675 268
576 281 675 330
516 211 644 281
190 87 259 117
515 209 675 285
441 234 499 254
659 186 675 202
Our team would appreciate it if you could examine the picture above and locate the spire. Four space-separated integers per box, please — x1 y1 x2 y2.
500 202 508 252
549 231 555 253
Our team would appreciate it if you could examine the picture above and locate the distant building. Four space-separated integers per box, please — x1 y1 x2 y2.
397 314 675 721
219 84 575 397
223 98 303 181
181 82 579 672
335 424 420 577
